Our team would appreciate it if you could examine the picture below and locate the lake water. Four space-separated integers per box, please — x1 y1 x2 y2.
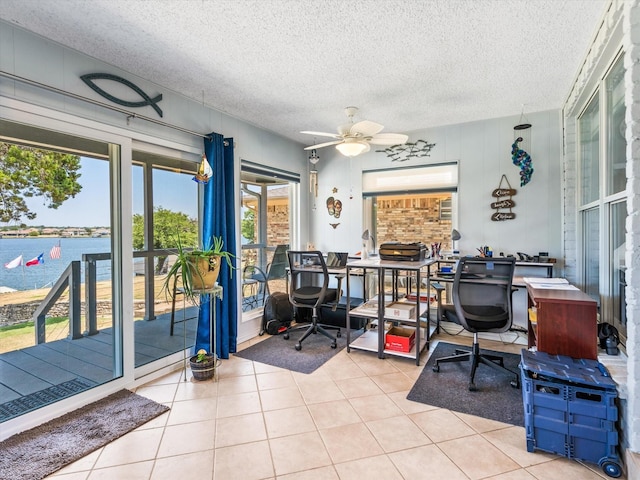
0 237 112 291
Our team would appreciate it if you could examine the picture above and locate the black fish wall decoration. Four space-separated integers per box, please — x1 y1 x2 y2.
80 73 163 117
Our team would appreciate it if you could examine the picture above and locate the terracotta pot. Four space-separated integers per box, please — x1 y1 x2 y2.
191 254 221 291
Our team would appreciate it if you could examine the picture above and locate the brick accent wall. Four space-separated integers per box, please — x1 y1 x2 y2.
267 202 289 246
376 194 453 250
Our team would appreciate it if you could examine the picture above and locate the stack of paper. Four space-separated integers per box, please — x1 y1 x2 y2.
523 277 579 290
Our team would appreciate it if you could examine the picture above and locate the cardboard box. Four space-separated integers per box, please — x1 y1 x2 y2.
385 326 416 352
386 301 415 319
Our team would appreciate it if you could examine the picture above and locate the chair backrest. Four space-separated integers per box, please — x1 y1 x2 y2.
286 250 330 308
267 244 289 280
451 256 516 333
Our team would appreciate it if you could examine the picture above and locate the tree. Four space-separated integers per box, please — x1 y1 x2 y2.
0 143 82 223
133 206 198 274
241 208 256 242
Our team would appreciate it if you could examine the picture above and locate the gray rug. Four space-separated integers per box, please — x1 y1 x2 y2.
407 342 524 426
0 389 169 480
236 327 359 374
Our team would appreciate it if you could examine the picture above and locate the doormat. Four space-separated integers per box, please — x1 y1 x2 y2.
0 389 169 480
235 329 360 374
0 378 96 422
407 342 524 426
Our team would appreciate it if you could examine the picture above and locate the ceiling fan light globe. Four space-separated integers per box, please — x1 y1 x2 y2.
336 141 368 157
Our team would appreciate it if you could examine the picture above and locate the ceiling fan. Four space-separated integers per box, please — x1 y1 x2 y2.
301 106 409 157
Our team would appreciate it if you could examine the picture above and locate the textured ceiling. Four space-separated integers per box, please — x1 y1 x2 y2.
1 0 608 146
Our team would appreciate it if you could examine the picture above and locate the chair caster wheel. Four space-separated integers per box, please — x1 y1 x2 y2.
331 342 337 349
468 383 477 392
336 331 341 338
283 333 289 340
510 380 520 389
432 365 440 372
295 343 302 351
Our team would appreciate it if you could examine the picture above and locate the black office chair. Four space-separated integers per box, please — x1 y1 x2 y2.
432 256 520 391
284 250 341 351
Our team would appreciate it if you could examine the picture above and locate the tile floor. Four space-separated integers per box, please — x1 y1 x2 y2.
48 332 624 479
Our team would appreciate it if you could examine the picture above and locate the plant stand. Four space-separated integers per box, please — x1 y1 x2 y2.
182 285 223 381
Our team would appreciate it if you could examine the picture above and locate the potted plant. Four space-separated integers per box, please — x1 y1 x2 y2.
162 234 235 305
190 348 217 381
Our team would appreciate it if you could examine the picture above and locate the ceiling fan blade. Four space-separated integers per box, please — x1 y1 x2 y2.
350 120 384 137
300 130 341 139
304 140 342 150
368 133 409 145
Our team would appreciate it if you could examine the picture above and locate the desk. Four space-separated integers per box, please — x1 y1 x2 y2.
435 259 554 278
525 280 597 359
345 258 437 365
432 259 554 329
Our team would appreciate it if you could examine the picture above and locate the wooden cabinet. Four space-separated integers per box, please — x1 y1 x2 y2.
526 283 598 360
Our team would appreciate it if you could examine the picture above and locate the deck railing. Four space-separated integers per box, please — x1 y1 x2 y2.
32 261 81 343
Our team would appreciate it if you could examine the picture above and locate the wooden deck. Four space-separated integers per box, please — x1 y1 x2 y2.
0 307 198 422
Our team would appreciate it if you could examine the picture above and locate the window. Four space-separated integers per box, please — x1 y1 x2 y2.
362 163 458 254
240 161 299 313
577 53 627 344
579 95 600 205
606 57 626 196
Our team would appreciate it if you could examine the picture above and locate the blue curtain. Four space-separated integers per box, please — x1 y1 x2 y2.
195 133 237 358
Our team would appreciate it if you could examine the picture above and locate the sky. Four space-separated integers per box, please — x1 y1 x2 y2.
19 157 198 227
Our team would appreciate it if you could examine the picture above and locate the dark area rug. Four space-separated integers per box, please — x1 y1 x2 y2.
407 342 524 426
0 389 169 480
236 328 360 374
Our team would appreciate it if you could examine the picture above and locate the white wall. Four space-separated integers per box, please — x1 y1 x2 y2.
309 110 563 268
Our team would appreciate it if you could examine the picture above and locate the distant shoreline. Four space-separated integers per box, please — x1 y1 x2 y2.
0 235 111 239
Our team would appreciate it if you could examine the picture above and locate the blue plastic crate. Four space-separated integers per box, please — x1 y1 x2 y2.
520 350 623 478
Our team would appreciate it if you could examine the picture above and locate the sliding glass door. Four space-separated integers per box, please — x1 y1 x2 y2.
132 150 199 366
0 120 121 422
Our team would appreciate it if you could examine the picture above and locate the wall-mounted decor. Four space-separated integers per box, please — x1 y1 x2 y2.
309 148 319 198
491 175 516 221
511 136 534 186
326 196 343 219
512 111 533 186
80 73 163 117
193 154 212 184
326 188 343 228
376 139 436 162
